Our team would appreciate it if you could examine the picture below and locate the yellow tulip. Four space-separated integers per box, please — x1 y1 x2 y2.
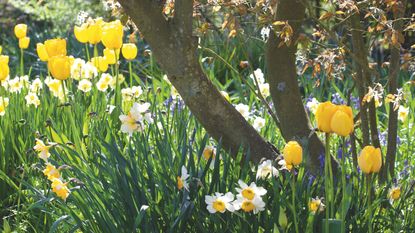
330 105 354 137
122 43 138 60
315 101 338 133
19 37 30 49
0 55 10 81
103 48 120 65
48 55 71 80
91 56 109 72
102 20 124 49
36 43 49 62
0 45 2 54
87 18 103 44
14 24 27 39
45 38 67 58
74 23 89 43
283 141 303 167
358 146 382 174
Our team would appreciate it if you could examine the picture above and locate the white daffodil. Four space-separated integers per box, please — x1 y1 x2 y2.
177 165 190 191
29 78 43 93
78 79 92 93
306 97 320 114
25 92 40 107
233 195 266 214
256 160 279 180
253 117 265 131
235 103 250 119
205 192 235 213
235 180 267 200
398 106 409 122
249 68 265 84
119 102 152 135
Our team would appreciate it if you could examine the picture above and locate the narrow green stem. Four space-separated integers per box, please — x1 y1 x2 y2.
129 61 133 87
93 44 98 58
367 174 373 233
324 133 330 233
114 49 120 108
341 138 347 233
20 48 24 76
292 172 299 233
85 44 90 61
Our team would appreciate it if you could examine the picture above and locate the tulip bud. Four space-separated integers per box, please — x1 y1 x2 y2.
36 43 49 62
121 43 138 60
48 55 71 80
102 20 124 49
0 55 10 81
45 38 67 58
358 146 382 174
19 37 30 49
14 24 27 39
283 141 303 167
278 207 288 229
91 56 109 72
330 105 354 137
74 23 89 43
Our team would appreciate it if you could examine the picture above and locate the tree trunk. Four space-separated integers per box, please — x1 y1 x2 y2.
118 0 278 162
266 0 335 174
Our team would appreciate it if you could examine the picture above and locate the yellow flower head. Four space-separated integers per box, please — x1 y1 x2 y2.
282 141 303 167
0 96 9 116
91 56 109 72
19 37 30 49
315 101 337 133
389 187 401 201
309 197 325 213
14 24 27 39
44 38 67 58
0 55 10 81
86 18 103 44
122 43 138 60
102 20 124 49
358 146 382 174
48 56 71 80
74 23 89 43
177 176 183 190
36 43 49 62
103 48 120 65
51 178 70 201
33 139 51 161
203 146 216 161
330 105 354 137
43 163 61 181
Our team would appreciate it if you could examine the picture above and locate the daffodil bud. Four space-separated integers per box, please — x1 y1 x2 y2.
315 101 337 133
19 37 30 49
330 105 354 137
121 43 138 60
74 23 89 43
48 55 71 80
45 38 67 58
14 24 27 39
102 20 124 49
358 146 382 174
36 43 49 62
283 141 303 167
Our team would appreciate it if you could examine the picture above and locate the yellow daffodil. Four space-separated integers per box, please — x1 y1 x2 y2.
33 139 51 161
48 56 71 80
43 163 61 181
389 186 401 201
309 197 325 214
51 178 70 200
14 24 27 39
102 20 124 49
282 141 303 168
122 43 138 60
19 37 30 49
358 146 382 174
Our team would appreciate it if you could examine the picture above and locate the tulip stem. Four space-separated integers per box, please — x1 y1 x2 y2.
367 174 372 233
85 44 90 61
291 171 299 233
341 138 347 233
324 133 330 233
129 61 133 87
20 48 24 76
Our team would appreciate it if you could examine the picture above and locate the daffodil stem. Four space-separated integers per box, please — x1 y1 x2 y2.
291 172 299 233
367 174 372 233
20 48 24 76
129 61 133 87
324 133 330 233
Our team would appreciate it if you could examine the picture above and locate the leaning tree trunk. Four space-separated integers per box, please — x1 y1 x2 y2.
117 0 278 162
266 0 336 173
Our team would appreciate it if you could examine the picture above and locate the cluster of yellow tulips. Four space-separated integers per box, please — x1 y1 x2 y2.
14 24 30 49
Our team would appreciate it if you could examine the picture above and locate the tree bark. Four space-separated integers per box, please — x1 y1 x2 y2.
385 0 407 179
118 0 278 162
266 0 335 174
